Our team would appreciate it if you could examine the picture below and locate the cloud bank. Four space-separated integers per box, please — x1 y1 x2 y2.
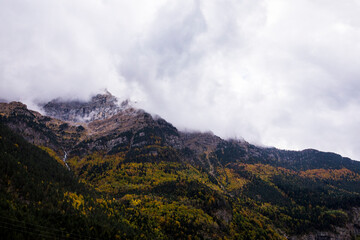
1 0 360 160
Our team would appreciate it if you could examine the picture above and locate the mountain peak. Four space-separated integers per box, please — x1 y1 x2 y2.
0 101 31 117
2 96 360 240
41 92 131 123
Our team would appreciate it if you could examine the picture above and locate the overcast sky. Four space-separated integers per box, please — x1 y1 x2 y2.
1 0 360 160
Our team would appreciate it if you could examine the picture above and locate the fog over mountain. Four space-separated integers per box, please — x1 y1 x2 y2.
1 0 360 160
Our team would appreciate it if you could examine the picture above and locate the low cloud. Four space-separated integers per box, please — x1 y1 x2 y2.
1 0 360 160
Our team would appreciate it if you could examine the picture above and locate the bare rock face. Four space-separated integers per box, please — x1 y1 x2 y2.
0 101 87 151
180 131 222 155
35 92 182 157
42 91 130 123
2 92 360 240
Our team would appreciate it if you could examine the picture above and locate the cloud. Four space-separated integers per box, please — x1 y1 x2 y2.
1 0 360 160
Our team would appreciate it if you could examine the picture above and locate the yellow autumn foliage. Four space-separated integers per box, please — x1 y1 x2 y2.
300 168 360 181
64 192 84 210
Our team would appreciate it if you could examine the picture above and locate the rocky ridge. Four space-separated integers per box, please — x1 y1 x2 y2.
1 92 360 239
42 91 131 123
1 92 359 177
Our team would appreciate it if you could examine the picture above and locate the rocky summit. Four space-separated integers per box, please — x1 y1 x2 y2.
1 92 360 240
42 91 131 122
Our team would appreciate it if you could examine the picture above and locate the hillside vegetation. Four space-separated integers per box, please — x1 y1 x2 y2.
1 97 360 239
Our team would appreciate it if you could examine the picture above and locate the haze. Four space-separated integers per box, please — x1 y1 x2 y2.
1 0 360 160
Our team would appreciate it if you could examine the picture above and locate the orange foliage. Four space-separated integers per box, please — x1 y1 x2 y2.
300 168 359 181
240 163 294 181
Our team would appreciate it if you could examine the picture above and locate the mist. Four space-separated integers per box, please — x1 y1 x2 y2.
1 0 360 160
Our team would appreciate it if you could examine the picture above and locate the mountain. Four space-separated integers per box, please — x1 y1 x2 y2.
1 92 360 240
42 91 132 123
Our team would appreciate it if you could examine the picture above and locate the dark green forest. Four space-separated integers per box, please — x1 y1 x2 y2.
1 123 360 239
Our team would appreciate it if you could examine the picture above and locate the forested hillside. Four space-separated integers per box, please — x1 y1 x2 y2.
1 96 360 239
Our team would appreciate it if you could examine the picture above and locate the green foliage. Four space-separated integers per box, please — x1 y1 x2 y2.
2 121 360 239
0 124 141 239
230 200 285 240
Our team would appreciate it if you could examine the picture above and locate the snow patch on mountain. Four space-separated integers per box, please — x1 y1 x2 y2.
41 91 136 123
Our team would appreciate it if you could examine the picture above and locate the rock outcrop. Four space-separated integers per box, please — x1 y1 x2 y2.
2 92 360 240
42 91 130 122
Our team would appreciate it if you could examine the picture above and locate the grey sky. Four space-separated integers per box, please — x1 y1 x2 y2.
1 0 360 160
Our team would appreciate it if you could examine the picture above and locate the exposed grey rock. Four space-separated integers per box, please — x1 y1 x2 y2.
42 91 130 122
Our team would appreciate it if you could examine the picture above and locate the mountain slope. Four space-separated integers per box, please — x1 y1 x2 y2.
0 123 142 239
1 93 360 239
